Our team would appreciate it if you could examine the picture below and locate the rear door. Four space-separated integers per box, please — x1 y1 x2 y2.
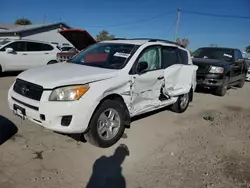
231 49 243 81
162 47 198 96
26 42 56 68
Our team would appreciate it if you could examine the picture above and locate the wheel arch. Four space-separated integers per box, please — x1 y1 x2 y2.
189 87 193 102
47 60 58 65
87 93 131 131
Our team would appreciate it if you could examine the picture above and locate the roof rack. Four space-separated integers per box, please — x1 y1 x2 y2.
110 38 185 48
129 38 185 48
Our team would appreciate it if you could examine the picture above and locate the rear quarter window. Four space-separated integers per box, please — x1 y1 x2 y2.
178 49 189 65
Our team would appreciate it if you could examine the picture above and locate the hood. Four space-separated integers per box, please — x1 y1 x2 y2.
59 29 96 51
18 63 118 89
192 58 230 67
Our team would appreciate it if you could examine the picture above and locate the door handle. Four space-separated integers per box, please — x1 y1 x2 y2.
157 76 164 80
22 53 27 55
45 53 49 54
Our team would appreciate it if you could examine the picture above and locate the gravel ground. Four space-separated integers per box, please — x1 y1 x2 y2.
0 74 250 188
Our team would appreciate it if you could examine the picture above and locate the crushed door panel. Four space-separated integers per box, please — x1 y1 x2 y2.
163 64 198 97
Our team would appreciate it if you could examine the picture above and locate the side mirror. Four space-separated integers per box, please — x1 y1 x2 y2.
137 61 148 74
5 48 14 53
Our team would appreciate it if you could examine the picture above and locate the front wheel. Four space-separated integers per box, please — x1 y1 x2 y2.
84 100 126 148
214 76 229 96
170 92 190 113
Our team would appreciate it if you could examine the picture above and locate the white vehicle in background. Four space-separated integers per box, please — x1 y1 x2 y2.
0 39 60 74
243 52 250 81
8 38 198 148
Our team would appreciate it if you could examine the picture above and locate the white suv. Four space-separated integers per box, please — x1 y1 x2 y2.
8 39 198 148
0 39 60 73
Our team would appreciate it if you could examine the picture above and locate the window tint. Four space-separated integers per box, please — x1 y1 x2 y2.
26 42 54 51
162 47 180 68
5 41 27 52
138 46 161 71
178 49 189 65
235 50 242 60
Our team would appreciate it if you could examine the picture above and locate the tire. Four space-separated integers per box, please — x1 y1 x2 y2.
84 99 126 148
0 65 2 76
170 92 190 113
235 74 246 88
214 76 229 96
47 60 57 65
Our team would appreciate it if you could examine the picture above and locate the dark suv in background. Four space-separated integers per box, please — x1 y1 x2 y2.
192 47 248 96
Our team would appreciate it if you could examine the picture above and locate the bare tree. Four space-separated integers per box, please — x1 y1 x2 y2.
176 38 190 48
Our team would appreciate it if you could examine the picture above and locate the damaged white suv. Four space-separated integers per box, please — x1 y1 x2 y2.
8 39 198 148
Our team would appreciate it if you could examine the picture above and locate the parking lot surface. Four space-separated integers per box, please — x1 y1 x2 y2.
1 74 250 188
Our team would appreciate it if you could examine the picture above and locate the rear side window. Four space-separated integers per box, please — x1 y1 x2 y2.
26 42 54 51
178 49 189 65
4 41 27 52
162 47 181 68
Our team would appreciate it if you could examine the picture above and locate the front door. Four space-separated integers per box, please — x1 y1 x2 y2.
0 41 28 71
131 45 164 115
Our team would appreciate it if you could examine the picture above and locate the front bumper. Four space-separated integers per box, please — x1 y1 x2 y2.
8 85 95 134
196 73 224 87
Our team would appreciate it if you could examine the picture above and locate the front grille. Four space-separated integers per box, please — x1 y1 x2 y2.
13 79 43 101
196 65 210 74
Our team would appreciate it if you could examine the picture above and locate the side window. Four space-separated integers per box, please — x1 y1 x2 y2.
178 49 189 65
5 42 26 52
137 46 161 72
234 50 239 61
237 50 243 59
27 42 54 51
162 47 181 68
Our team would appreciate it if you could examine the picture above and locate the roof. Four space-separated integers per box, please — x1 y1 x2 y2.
0 22 70 34
198 47 238 51
102 39 149 45
0 38 60 45
101 38 184 47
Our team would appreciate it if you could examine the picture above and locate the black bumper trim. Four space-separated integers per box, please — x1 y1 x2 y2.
12 97 39 111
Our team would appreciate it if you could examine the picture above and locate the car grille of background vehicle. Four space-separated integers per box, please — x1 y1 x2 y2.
197 65 209 74
13 79 43 101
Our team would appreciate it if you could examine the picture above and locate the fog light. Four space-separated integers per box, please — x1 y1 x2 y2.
61 116 72 127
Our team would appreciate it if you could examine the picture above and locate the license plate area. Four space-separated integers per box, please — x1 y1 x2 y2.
13 104 26 120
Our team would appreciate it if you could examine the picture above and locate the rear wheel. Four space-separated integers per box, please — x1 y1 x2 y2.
84 99 126 148
47 60 57 65
215 76 229 96
235 74 246 88
171 92 190 113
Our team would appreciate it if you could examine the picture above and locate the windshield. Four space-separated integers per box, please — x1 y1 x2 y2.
193 48 234 62
70 43 137 69
0 39 11 46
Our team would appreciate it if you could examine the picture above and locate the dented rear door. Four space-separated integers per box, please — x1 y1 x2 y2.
161 46 198 97
163 64 198 96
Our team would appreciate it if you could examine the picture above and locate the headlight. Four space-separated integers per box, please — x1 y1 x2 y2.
49 85 89 101
209 66 224 73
